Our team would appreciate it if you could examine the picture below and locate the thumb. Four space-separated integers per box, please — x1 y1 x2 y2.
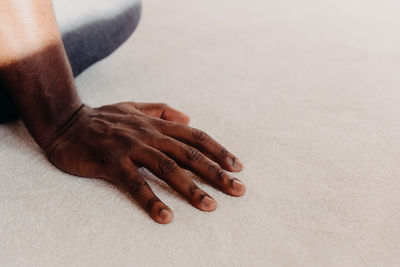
132 102 190 125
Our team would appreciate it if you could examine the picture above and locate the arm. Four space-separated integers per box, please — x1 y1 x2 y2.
0 0 245 224
0 0 81 148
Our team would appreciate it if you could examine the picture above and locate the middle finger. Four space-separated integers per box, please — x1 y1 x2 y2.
148 133 246 197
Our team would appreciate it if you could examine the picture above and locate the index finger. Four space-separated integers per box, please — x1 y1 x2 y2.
116 163 174 224
156 120 243 172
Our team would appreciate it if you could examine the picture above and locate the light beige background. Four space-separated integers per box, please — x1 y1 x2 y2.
1 0 400 266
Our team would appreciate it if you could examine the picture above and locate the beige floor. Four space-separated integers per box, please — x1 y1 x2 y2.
2 0 400 266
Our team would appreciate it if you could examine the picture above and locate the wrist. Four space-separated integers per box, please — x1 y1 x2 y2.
0 42 82 149
44 103 88 156
28 97 84 149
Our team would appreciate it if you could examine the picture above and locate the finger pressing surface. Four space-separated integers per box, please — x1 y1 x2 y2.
157 121 243 172
148 134 246 197
129 144 217 211
117 164 173 224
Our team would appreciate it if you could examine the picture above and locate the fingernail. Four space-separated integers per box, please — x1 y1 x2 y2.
159 208 172 220
230 157 243 171
230 178 246 195
201 195 216 209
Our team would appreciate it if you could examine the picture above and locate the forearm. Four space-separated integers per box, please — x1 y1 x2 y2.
0 0 82 148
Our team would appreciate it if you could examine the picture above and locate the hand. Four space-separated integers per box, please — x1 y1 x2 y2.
45 102 245 224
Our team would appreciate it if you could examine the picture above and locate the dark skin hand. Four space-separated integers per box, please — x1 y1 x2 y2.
46 102 245 223
0 0 245 224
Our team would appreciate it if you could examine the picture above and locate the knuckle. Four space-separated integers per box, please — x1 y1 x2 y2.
146 197 161 211
102 149 127 166
126 179 146 195
220 148 229 159
191 128 209 143
155 117 171 131
130 120 150 133
216 169 226 182
189 184 201 196
208 164 218 174
159 156 178 176
183 145 202 161
208 164 228 184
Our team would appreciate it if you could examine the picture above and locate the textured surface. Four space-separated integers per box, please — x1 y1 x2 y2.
2 0 400 266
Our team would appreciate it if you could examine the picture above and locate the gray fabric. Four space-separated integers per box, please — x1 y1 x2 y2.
54 0 142 76
0 0 141 123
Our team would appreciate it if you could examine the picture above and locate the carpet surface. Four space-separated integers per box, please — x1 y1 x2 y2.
2 0 400 266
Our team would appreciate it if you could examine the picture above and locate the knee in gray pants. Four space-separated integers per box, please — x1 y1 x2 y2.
56 0 142 76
